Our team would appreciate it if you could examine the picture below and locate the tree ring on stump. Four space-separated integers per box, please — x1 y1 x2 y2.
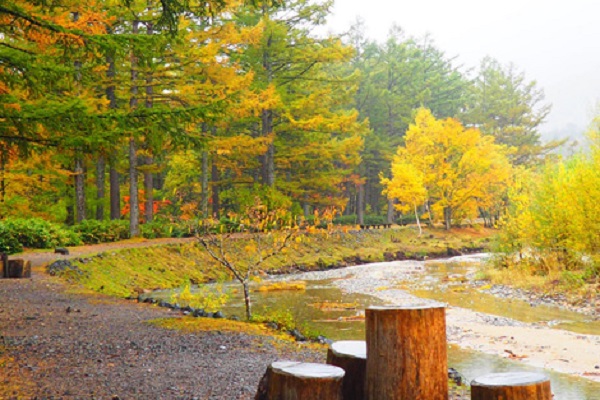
367 303 446 311
329 340 366 359
472 372 549 387
270 361 345 379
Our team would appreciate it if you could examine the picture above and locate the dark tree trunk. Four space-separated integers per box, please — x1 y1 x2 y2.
129 138 139 236
96 155 105 220
74 156 86 223
144 20 154 224
0 147 6 203
144 157 153 223
211 157 220 218
109 159 121 220
242 280 252 320
261 109 275 187
200 150 209 218
106 39 120 221
129 20 140 236
260 8 275 188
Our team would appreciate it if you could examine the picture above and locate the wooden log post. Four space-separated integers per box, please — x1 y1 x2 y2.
6 259 31 278
366 304 448 400
471 372 552 400
326 340 366 400
0 253 7 278
259 361 345 400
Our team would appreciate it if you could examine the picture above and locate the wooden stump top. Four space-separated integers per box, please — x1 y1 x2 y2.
271 361 345 379
471 372 549 388
367 303 446 312
329 340 366 360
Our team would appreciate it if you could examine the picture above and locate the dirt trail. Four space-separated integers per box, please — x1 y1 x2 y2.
1 240 322 399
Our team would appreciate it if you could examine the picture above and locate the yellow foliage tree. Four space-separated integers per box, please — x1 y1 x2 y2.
383 108 512 229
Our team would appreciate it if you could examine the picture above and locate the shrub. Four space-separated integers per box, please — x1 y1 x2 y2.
0 224 23 254
72 220 130 244
1 218 80 249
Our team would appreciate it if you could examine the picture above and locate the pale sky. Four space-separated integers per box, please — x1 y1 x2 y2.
325 0 600 140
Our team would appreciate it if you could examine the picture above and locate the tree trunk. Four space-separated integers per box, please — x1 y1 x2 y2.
242 280 252 320
414 203 422 236
0 147 6 203
260 7 275 188
444 206 452 230
426 200 434 227
144 157 153 223
109 159 121 220
200 150 209 218
365 305 448 400
357 183 365 225
144 19 154 224
386 199 395 224
96 155 105 220
261 109 275 187
129 137 139 236
211 157 220 218
264 361 344 400
129 20 140 236
326 341 366 400
471 372 552 400
74 156 86 223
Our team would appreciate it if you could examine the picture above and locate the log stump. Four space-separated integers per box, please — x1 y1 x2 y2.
365 304 448 400
326 340 367 400
471 372 552 400
263 361 344 400
0 252 7 278
6 259 31 278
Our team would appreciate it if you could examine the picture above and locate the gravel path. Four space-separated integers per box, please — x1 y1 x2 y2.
0 247 322 399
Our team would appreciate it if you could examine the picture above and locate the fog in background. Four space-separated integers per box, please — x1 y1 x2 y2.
326 0 600 144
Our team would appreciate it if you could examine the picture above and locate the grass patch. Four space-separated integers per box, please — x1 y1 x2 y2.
255 281 306 292
62 226 495 299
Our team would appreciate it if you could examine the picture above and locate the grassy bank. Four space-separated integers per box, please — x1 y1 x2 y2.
58 226 495 298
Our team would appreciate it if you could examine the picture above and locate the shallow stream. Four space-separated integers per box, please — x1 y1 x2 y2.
154 256 600 398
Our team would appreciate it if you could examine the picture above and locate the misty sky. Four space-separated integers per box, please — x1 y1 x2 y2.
326 0 600 139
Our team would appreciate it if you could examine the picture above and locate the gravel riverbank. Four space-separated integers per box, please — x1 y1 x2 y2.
280 258 600 383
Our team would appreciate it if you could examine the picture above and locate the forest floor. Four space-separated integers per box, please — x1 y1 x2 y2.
0 239 471 399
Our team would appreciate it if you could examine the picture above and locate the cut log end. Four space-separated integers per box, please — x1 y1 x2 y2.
263 361 345 400
329 340 366 359
270 361 345 379
368 302 446 311
471 372 552 400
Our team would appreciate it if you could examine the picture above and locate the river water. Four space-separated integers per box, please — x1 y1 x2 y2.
155 256 600 399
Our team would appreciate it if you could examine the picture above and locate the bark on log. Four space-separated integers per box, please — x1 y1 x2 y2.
262 361 344 400
366 304 448 400
6 259 31 278
471 372 552 400
0 253 7 278
326 340 366 400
